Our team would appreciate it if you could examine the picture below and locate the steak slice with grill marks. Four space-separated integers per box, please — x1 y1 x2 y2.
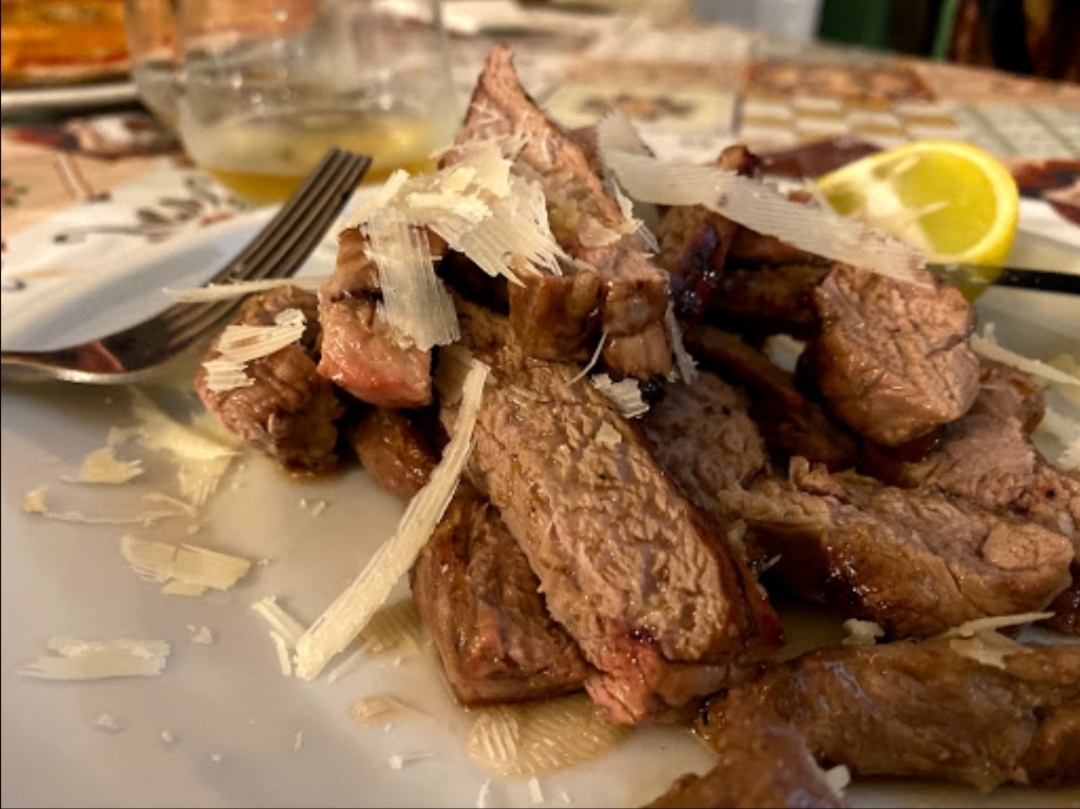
703 262 830 340
317 228 433 408
449 297 784 724
806 263 980 446
697 637 1080 791
348 404 589 704
719 458 1073 638
195 284 343 473
445 45 671 380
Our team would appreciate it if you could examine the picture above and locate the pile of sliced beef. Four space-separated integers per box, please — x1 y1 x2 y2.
194 44 1079 807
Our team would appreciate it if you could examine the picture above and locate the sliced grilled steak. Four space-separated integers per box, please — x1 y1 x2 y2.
195 285 343 473
807 263 980 446
720 458 1073 637
351 403 589 703
685 325 858 470
447 45 672 380
643 371 767 533
317 228 432 408
697 637 1080 791
450 298 784 724
862 359 1079 635
412 482 590 705
644 717 844 808
704 262 830 340
655 145 759 323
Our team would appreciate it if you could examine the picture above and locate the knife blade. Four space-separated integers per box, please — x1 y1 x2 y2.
926 263 1080 295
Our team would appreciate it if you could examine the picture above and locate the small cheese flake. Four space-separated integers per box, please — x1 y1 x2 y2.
590 374 649 419
948 631 1026 670
971 325 1080 388
293 730 304 752
164 275 326 303
387 752 434 770
120 536 252 596
270 631 294 677
348 695 415 727
841 618 885 647
21 487 48 514
95 713 123 733
528 777 544 805
939 611 1053 639
477 779 492 809
202 308 308 393
19 638 169 681
210 753 222 764
251 596 307 648
188 625 214 645
559 791 572 805
68 446 144 485
294 357 489 680
160 730 176 746
594 422 623 449
823 765 851 797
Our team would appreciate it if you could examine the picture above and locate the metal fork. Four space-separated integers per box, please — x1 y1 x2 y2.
1 148 371 384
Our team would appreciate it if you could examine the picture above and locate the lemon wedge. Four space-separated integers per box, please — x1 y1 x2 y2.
815 140 1019 267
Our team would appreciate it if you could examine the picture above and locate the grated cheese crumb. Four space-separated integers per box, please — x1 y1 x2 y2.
19 638 169 681
188 625 214 645
293 730 304 752
95 713 123 733
477 779 492 809
21 487 48 514
590 374 649 419
160 730 176 745
823 765 851 797
841 618 884 647
528 777 544 805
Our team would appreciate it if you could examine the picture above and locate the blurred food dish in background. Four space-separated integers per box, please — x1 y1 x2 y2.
1 0 130 87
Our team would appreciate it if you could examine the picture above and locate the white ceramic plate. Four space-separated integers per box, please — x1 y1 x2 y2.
0 79 138 114
1 210 1078 808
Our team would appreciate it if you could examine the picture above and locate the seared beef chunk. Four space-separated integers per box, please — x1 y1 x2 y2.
807 263 980 446
697 637 1080 791
348 408 437 501
685 325 858 470
643 371 767 533
195 285 343 473
317 228 432 408
861 359 1079 635
449 299 783 724
704 262 830 340
446 45 672 380
644 716 844 809
655 145 759 323
720 458 1073 637
412 482 590 705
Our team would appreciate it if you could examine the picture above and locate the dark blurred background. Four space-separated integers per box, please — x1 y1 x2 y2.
817 0 1080 82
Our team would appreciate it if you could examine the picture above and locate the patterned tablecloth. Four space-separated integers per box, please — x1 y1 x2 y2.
2 9 1078 320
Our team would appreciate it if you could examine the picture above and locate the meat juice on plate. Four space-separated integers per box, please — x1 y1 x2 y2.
184 107 452 204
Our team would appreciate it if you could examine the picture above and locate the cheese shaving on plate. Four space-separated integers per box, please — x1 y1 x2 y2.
596 114 927 286
120 535 252 596
293 355 489 680
19 638 170 681
66 445 144 485
971 324 1080 388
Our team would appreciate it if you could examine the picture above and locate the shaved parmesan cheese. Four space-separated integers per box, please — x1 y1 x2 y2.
388 752 434 770
120 536 251 596
841 618 884 647
477 779 492 809
357 600 426 657
164 276 326 303
665 303 696 384
363 211 459 351
67 445 143 485
294 357 489 680
160 730 176 745
95 714 123 733
939 611 1053 639
466 693 630 778
349 695 415 726
188 625 214 645
971 326 1080 388
823 765 851 797
251 596 307 648
293 730 304 752
590 373 649 418
597 115 926 286
567 333 608 386
19 638 169 681
763 334 806 374
269 631 293 676
21 487 48 514
948 631 1026 670
528 777 544 805
202 308 307 394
